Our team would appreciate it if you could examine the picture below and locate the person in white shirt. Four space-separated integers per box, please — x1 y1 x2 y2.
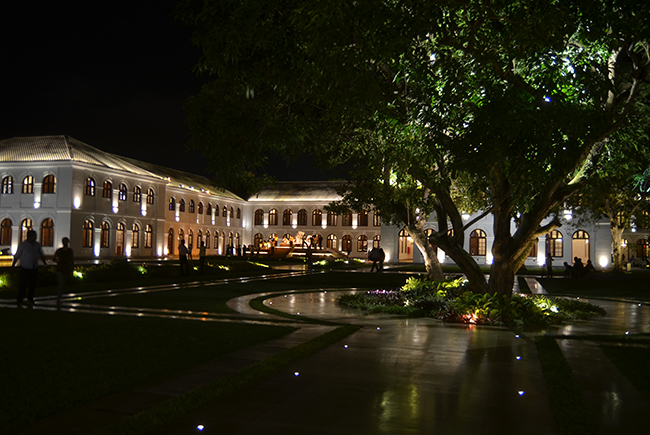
12 230 48 305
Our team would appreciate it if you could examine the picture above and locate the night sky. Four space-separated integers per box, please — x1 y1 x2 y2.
1 1 331 182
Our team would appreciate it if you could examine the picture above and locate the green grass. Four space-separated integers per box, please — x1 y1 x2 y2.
535 336 599 435
0 308 296 433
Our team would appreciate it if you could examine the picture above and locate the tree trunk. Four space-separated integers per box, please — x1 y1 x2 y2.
610 219 625 273
406 222 444 281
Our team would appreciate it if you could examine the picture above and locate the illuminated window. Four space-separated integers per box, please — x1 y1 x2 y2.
214 231 219 249
189 200 195 214
529 238 538 257
42 175 56 194
85 178 96 196
358 211 368 227
327 234 337 249
197 230 203 247
102 180 112 198
133 186 141 202
283 209 293 226
188 229 193 249
167 228 174 254
297 209 307 226
342 211 353 227
1 176 14 194
0 218 12 245
205 230 210 248
101 221 110 248
147 188 155 204
169 197 175 211
198 202 204 214
20 218 33 242
342 234 352 252
144 224 152 248
116 223 125 255
469 229 486 256
636 239 648 259
132 223 139 248
254 233 263 248
327 211 338 226
357 234 368 252
373 212 381 227
22 175 34 194
254 209 264 225
546 230 563 257
268 209 278 226
82 220 93 248
40 218 54 247
235 232 240 247
118 184 127 201
222 206 227 217
312 209 322 226
373 235 381 249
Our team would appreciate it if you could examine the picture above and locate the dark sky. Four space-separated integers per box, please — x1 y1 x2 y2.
0 1 333 182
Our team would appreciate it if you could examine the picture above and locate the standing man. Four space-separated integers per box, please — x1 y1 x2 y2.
53 237 74 305
12 230 48 305
178 239 190 276
199 241 207 275
545 252 553 278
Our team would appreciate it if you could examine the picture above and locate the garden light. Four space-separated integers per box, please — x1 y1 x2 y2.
197 424 205 431
294 372 299 376
518 391 525 396
344 344 348 349
516 356 522 360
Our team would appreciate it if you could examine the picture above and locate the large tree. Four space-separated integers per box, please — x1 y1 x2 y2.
178 0 650 295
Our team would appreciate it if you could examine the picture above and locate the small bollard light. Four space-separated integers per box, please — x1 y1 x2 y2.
516 356 522 360
197 424 205 431
294 371 300 376
518 391 525 396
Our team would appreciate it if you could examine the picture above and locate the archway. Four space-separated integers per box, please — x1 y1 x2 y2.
398 228 413 262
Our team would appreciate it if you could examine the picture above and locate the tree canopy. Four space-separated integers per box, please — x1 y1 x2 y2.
178 0 650 294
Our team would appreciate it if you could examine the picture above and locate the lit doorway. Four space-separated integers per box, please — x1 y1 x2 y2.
398 228 413 262
572 230 590 261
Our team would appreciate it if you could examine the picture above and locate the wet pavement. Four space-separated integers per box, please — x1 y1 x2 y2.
4 274 650 434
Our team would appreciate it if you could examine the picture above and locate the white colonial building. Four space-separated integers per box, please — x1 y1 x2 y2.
0 135 645 269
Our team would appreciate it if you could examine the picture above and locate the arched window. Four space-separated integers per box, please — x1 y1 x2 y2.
169 197 176 211
102 180 112 198
342 211 353 227
20 218 33 242
207 203 212 217
205 230 211 248
198 202 204 215
373 235 381 249
1 176 14 194
116 222 125 255
85 177 96 196
358 210 368 227
189 200 195 214
40 218 54 247
572 230 590 261
1 218 12 245
254 233 263 248
529 238 538 258
132 223 140 248
357 235 368 252
254 209 264 225
636 239 648 259
167 228 174 255
101 221 110 248
236 232 240 248
297 209 307 226
133 186 141 202
214 232 219 250
327 234 337 249
147 188 155 204
373 212 381 227
546 230 563 257
42 175 56 194
118 184 127 201
230 207 234 218
312 209 322 226
469 229 487 256
83 220 93 248
178 228 185 241
237 208 241 219
188 229 194 249
144 224 152 248
283 209 293 226
327 211 338 226
268 209 278 226
222 206 227 217
179 199 186 212
22 175 34 194
342 235 352 252
197 230 203 247
228 231 234 247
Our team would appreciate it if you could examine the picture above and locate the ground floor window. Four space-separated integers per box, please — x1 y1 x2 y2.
469 229 486 256
40 218 54 247
83 220 93 247
357 235 368 252
342 235 352 253
1 218 12 245
546 230 563 257
327 234 337 249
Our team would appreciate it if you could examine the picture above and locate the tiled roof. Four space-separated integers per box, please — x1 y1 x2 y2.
249 181 345 202
0 135 243 201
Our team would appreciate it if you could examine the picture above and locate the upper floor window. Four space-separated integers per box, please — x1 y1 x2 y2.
146 188 155 204
237 208 241 219
85 177 96 196
189 200 195 213
198 202 204 215
102 180 112 198
268 209 278 226
342 211 353 227
297 209 307 226
358 210 368 227
230 207 234 218
22 175 34 194
312 209 322 226
283 209 293 226
1 176 13 194
42 175 56 194
118 184 127 201
207 203 212 216
373 212 381 227
169 197 175 211
179 199 186 212
327 211 338 226
133 186 141 202
222 206 227 218
254 209 264 225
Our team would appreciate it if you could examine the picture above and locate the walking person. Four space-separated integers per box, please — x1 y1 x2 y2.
53 237 74 305
544 252 553 278
12 230 48 306
178 239 190 276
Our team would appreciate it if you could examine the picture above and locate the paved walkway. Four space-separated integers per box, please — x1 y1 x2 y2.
5 274 650 434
